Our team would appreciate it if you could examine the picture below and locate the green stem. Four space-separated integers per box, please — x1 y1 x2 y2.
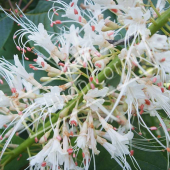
1 5 170 167
0 56 119 166
149 7 170 35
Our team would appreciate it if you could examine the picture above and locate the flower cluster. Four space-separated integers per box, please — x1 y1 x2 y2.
0 0 170 169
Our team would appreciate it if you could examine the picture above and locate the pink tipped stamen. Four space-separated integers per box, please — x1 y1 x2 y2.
74 9 78 15
71 2 74 7
91 25 95 31
150 126 157 130
22 48 26 53
160 58 165 62
89 76 93 82
131 127 135 130
153 77 157 83
18 111 23 115
67 148 73 155
16 46 20 51
145 99 150 105
70 120 77 126
35 137 38 143
168 85 170 90
70 131 74 136
33 59 37 62
41 62 45 67
11 88 17 93
55 20 62 24
41 162 46 167
78 16 82 22
0 79 3 84
90 83 95 89
96 78 99 84
33 67 38 70
59 63 65 67
161 87 164 93
83 62 87 68
63 66 68 72
25 57 29 60
111 9 118 13
13 35 17 39
138 132 142 135
82 152 85 158
73 153 76 158
130 150 134 156
26 47 31 52
3 124 7 128
107 32 114 36
56 135 62 141
157 82 162 87
95 63 101 68
29 65 35 69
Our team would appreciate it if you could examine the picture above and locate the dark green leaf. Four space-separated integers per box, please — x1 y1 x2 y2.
0 15 13 51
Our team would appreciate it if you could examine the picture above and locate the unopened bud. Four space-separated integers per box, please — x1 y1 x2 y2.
123 102 128 112
40 77 52 82
105 20 120 30
39 131 51 144
59 107 69 118
48 72 58 77
102 26 113 32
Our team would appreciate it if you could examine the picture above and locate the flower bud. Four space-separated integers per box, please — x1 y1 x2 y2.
39 131 51 144
48 72 58 77
40 77 52 82
95 57 110 70
102 26 113 32
105 19 120 30
59 107 69 118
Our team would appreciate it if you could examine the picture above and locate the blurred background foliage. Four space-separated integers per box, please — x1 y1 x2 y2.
0 0 169 170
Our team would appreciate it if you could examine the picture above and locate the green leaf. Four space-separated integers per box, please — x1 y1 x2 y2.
89 144 167 170
0 15 14 51
4 136 29 170
0 24 23 59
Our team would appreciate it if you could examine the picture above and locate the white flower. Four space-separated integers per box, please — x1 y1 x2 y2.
28 23 66 62
99 117 133 153
0 114 18 129
93 0 115 6
154 51 170 78
29 139 53 167
35 56 62 74
64 25 82 47
35 86 64 113
95 57 110 70
0 91 11 107
84 87 108 111
97 135 132 170
120 7 150 37
125 80 145 105
76 121 88 149
147 34 169 50
87 113 100 154
151 0 166 17
13 55 42 88
117 0 141 9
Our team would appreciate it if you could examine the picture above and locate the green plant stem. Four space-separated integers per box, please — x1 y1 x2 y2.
0 56 119 167
1 5 170 167
149 7 170 35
